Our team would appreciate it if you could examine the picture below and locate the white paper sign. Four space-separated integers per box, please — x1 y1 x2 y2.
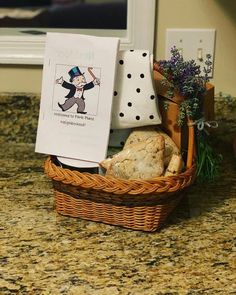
35 32 119 163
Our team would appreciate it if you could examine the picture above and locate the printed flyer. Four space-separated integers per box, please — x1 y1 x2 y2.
35 32 119 163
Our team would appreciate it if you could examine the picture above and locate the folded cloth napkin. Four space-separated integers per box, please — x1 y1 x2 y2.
108 128 131 147
111 50 162 129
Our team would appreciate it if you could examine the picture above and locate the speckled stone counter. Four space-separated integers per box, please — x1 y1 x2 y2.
0 94 236 295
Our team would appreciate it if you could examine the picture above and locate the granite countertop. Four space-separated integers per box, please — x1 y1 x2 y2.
0 94 236 295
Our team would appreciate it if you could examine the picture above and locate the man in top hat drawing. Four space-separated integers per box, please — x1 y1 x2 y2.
56 66 100 114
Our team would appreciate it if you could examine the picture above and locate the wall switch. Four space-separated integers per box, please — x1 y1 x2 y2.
165 28 216 77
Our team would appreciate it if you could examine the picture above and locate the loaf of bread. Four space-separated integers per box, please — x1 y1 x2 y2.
100 135 165 180
123 126 180 167
164 154 183 176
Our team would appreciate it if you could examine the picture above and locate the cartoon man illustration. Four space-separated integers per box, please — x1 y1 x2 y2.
56 66 100 114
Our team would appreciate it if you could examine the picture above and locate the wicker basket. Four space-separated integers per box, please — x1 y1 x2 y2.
44 70 196 232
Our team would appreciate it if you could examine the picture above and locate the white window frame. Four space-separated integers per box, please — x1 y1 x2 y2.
0 0 156 65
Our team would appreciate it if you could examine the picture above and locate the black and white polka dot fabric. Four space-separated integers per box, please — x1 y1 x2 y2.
111 50 162 129
108 128 132 147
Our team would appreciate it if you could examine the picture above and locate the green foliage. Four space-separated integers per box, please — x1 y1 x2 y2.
158 48 222 183
196 133 223 183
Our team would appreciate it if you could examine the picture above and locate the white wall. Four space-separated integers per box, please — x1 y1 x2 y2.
155 0 236 96
0 0 235 96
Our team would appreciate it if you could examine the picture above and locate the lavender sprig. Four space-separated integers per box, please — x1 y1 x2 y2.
158 47 211 125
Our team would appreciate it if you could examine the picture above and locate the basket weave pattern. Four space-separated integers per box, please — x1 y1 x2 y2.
45 141 195 232
55 191 181 231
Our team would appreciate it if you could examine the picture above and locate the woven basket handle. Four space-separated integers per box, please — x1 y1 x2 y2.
153 61 195 169
186 118 195 169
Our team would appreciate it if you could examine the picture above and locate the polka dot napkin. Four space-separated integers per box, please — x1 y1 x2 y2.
108 128 132 147
111 50 162 129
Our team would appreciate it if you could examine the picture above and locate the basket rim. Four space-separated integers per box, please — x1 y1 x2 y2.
45 156 196 195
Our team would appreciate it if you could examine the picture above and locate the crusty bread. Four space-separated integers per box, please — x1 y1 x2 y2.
100 135 165 180
99 157 112 170
123 126 180 167
164 154 183 176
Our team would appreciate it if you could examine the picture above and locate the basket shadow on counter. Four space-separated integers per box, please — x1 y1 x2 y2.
165 137 236 230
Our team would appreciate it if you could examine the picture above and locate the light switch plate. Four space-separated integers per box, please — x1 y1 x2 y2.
165 28 216 77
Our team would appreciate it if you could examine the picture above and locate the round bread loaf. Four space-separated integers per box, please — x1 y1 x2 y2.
100 135 165 180
123 126 180 167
